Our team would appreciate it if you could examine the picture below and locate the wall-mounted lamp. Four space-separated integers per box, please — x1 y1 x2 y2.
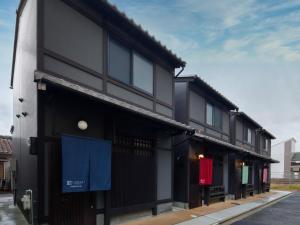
16 114 21 118
242 162 245 166
18 98 24 102
198 154 204 159
22 112 28 117
78 120 88 131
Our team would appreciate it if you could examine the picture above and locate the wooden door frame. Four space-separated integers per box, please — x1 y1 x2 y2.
38 137 97 225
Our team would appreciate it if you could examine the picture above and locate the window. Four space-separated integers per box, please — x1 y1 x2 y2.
108 39 130 84
108 38 154 94
244 128 252 144
206 103 213 126
262 138 266 149
214 107 222 129
133 53 153 94
206 103 222 130
247 128 252 144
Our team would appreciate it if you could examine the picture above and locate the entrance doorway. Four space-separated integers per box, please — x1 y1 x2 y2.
47 139 96 225
111 136 155 210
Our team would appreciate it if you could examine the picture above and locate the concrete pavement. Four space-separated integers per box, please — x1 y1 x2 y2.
0 191 292 225
0 193 28 225
231 191 300 225
177 191 291 225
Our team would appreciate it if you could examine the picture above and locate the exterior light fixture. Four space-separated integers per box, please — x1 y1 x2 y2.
198 154 204 159
242 162 245 166
78 120 88 130
22 112 28 117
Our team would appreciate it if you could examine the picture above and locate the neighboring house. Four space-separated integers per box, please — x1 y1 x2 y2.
11 0 192 225
230 112 276 195
174 76 277 209
271 138 297 178
0 135 12 191
174 76 238 208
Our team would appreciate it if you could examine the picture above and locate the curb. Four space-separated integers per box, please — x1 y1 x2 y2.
216 191 293 224
177 191 293 225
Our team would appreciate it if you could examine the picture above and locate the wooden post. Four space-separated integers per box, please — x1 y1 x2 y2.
104 191 111 225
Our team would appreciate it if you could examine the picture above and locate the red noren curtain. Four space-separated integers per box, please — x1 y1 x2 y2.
199 158 213 185
263 168 268 183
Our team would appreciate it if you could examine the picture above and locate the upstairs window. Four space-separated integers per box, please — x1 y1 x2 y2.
247 128 252 144
262 137 266 149
108 39 130 84
133 53 153 94
214 107 222 129
244 128 252 144
206 103 222 130
108 38 154 94
206 103 213 126
265 139 269 150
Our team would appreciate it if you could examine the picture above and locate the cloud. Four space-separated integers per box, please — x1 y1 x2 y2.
109 0 300 64
176 0 257 28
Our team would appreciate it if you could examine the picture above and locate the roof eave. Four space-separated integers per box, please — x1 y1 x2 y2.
83 0 185 68
35 71 194 133
176 75 239 110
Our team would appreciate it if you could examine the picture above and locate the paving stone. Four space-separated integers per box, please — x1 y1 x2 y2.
0 194 28 225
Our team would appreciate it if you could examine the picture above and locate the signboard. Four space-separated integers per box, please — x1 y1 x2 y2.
199 158 213 185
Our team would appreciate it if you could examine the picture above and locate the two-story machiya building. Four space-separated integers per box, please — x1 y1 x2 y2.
174 76 277 208
11 0 194 224
11 0 278 224
229 112 276 198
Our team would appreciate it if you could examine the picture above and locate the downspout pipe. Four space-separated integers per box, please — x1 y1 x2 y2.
175 64 186 78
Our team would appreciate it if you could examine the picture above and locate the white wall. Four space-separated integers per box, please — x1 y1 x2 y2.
271 142 285 178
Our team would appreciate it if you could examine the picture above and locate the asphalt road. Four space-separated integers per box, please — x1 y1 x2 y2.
231 192 300 225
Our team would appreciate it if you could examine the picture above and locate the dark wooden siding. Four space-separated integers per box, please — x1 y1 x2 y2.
42 0 175 119
187 86 231 142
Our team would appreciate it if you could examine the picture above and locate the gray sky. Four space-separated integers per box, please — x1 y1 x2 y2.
1 0 300 149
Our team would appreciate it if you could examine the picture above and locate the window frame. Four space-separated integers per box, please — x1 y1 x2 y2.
247 128 252 144
108 36 154 96
206 103 213 126
108 38 131 85
264 138 269 151
132 52 154 95
205 102 223 131
244 127 252 144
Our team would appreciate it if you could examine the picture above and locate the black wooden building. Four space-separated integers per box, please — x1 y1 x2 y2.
229 112 276 197
174 76 277 209
10 0 193 224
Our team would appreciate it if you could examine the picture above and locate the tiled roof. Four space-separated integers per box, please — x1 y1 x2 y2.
292 152 300 162
87 0 185 67
0 136 12 156
193 133 279 163
35 71 194 132
237 112 276 139
237 112 262 129
176 75 239 110
260 128 276 139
